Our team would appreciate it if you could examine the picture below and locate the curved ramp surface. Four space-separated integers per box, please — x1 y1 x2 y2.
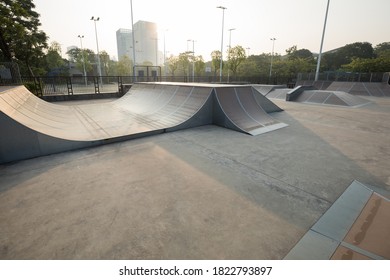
264 88 291 99
326 82 390 97
251 84 286 96
293 90 370 107
0 83 286 163
0 84 212 141
214 86 287 135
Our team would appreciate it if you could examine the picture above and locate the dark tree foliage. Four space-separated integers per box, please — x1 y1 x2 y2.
0 0 48 76
286 46 314 60
374 42 390 56
322 42 375 71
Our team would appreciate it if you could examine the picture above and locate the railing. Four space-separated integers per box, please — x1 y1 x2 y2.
297 72 387 83
1 74 296 96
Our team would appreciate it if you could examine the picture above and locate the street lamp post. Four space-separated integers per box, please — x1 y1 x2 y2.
315 0 331 81
227 28 235 83
217 6 226 83
78 35 87 86
90 16 102 86
269 38 276 82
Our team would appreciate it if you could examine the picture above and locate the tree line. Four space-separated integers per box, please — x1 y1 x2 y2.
1 0 389 80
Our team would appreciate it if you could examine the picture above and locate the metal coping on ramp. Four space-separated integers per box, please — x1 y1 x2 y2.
0 83 287 163
284 180 390 260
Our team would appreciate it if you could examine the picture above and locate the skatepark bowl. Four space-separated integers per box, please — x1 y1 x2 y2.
0 82 389 260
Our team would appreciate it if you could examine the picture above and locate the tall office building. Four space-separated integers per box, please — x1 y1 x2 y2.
116 28 133 61
116 21 158 66
134 21 158 65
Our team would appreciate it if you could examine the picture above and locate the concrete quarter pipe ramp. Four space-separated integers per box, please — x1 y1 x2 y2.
0 83 286 163
214 86 287 135
291 90 370 107
254 85 370 107
326 81 390 97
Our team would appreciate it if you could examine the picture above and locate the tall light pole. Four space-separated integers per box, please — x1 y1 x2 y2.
315 0 330 81
217 6 226 83
90 16 102 85
269 38 276 82
187 39 195 82
227 28 235 83
78 35 87 86
130 0 137 82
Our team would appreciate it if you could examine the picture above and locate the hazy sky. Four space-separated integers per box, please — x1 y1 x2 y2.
33 0 390 60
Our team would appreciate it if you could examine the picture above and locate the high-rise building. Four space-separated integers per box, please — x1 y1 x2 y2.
116 21 158 66
134 21 158 66
116 28 133 61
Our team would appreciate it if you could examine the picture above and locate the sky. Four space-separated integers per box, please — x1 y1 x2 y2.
33 0 390 61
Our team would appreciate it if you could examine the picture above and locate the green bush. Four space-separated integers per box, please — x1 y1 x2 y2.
24 80 43 96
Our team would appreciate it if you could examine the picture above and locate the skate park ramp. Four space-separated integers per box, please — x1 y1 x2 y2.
252 85 291 99
288 89 370 107
285 180 390 260
251 84 286 96
326 81 390 97
0 83 286 163
254 84 370 107
213 86 287 136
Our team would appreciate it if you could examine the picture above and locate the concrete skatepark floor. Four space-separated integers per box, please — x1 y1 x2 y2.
1 96 389 259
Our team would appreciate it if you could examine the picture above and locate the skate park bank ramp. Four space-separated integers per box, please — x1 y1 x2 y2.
286 88 371 107
0 83 287 163
326 81 390 97
253 84 370 107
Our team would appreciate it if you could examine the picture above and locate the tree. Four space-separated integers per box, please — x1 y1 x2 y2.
227 45 246 77
322 42 375 71
194 56 205 76
178 52 191 77
211 50 222 77
278 45 316 77
117 55 132 76
166 55 179 76
285 45 298 57
374 42 390 57
342 42 390 72
286 45 314 61
46 41 65 70
66 48 94 75
237 53 273 78
0 0 48 76
100 51 111 75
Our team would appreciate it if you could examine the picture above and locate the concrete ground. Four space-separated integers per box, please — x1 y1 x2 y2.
0 96 389 259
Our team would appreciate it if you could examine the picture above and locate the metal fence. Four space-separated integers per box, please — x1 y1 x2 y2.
0 61 21 84
6 75 295 96
1 61 296 95
297 72 387 83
